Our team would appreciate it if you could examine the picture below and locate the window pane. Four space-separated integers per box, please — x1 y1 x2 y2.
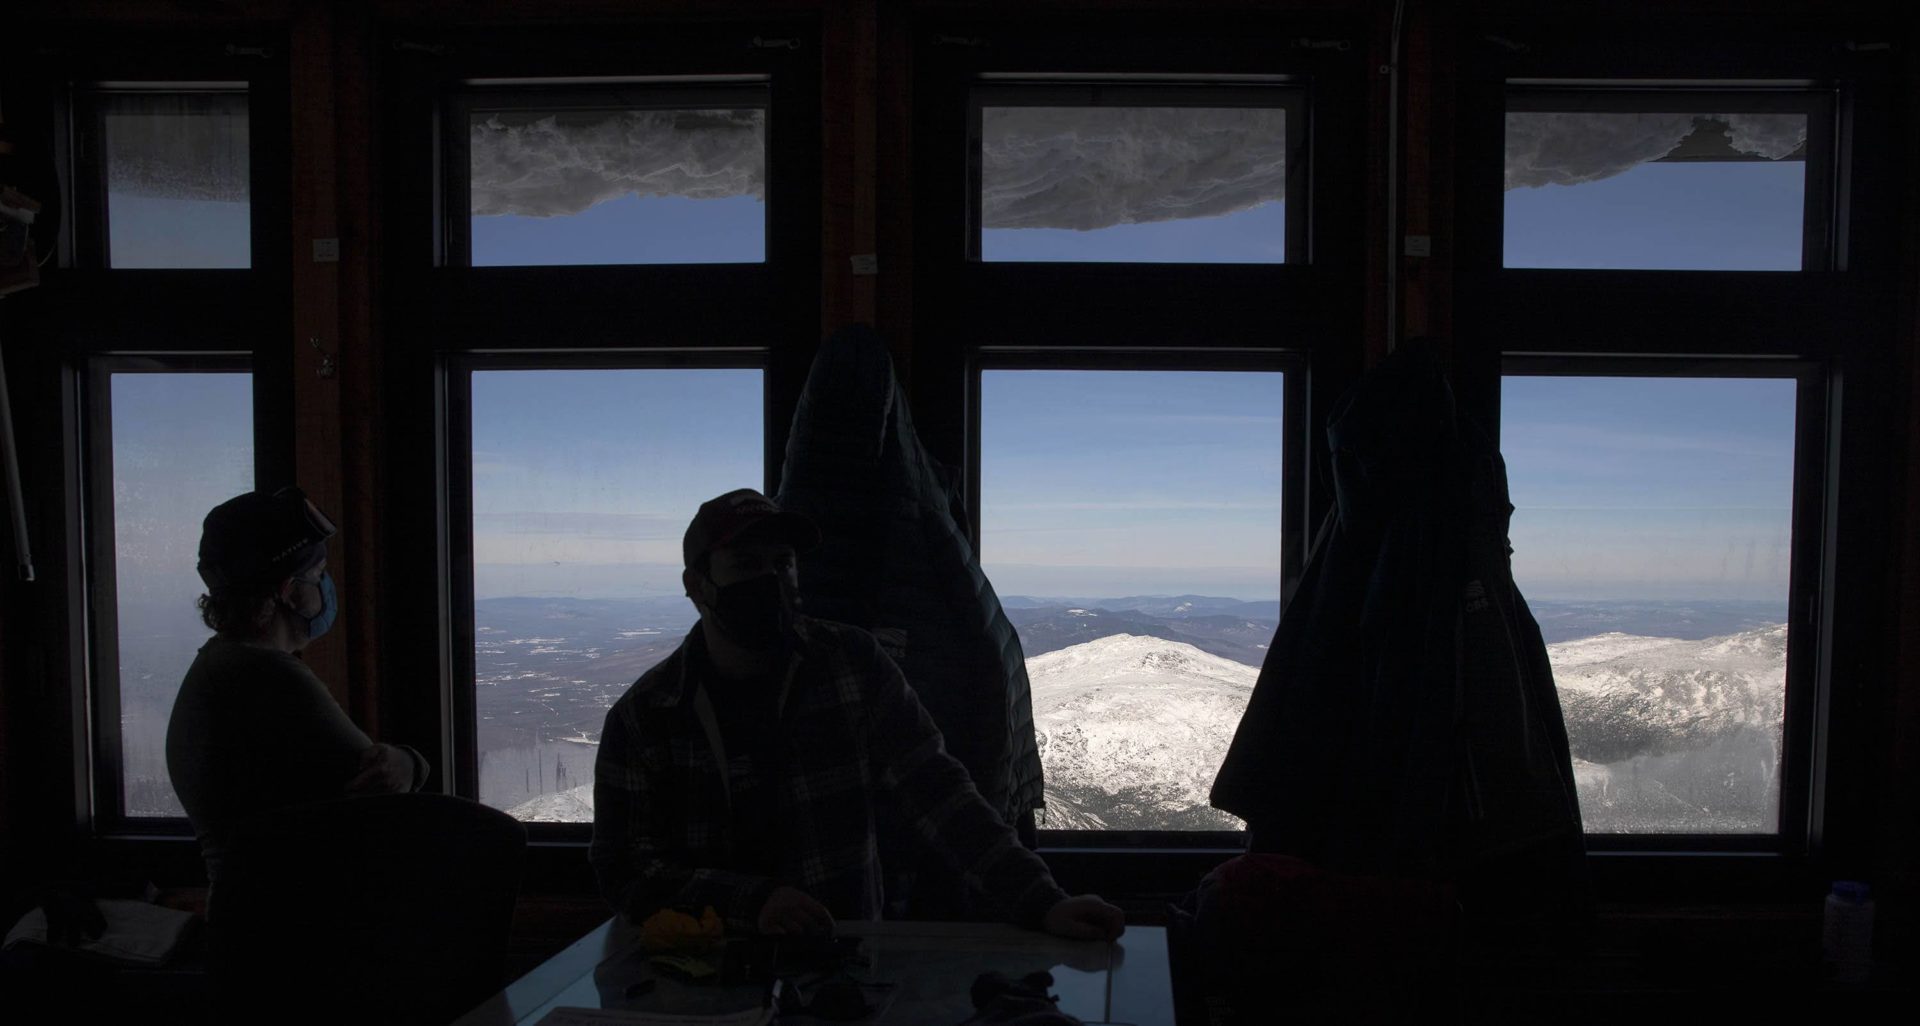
101 92 251 268
1502 375 1795 833
1505 111 1806 269
112 372 253 816
981 107 1286 263
471 368 763 821
468 107 765 265
980 370 1284 830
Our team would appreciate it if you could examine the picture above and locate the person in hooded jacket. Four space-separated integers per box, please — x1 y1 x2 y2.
590 489 1123 942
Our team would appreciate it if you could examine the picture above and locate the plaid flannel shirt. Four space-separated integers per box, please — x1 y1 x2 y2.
589 617 1068 933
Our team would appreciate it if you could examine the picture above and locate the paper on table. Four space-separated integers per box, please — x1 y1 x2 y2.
533 1007 773 1026
2 899 197 967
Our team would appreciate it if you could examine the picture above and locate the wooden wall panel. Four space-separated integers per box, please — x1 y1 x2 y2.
820 0 879 339
288 0 351 708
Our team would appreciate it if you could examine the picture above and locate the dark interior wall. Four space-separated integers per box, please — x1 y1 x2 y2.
1888 6 1920 923
1 1 1916 958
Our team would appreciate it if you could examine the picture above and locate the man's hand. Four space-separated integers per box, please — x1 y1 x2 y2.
346 743 415 795
756 885 834 936
1041 894 1125 942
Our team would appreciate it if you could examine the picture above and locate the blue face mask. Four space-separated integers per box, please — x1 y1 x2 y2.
296 571 338 642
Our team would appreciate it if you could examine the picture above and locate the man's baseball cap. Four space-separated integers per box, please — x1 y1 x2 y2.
683 489 820 568
197 486 337 593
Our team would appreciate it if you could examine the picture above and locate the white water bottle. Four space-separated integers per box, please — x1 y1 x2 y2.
1822 881 1875 984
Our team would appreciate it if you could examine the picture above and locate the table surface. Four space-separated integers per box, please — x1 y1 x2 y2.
452 918 1173 1026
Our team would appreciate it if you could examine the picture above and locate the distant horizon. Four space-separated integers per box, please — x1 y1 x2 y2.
471 588 1788 611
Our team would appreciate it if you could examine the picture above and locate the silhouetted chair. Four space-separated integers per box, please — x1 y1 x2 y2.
210 793 527 1025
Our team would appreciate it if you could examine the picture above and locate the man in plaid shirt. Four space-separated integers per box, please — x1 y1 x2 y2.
590 489 1124 940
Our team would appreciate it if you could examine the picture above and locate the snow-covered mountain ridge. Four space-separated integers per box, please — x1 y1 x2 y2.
507 784 595 823
1549 624 1787 833
1549 624 1786 764
1029 634 1255 831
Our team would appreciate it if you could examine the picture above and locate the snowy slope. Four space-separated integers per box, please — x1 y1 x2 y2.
1549 624 1788 833
1549 625 1787 763
506 783 595 823
1027 634 1257 830
489 624 1789 836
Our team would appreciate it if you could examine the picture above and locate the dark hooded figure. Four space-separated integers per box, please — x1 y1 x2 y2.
1209 344 1590 927
773 326 1048 918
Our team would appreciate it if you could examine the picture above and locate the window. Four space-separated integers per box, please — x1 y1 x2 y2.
1503 87 1829 270
462 364 764 822
406 42 817 822
1502 368 1810 836
972 84 1306 264
88 363 254 818
924 39 1346 845
977 366 1287 832
1457 36 1887 872
79 88 252 268
447 85 769 267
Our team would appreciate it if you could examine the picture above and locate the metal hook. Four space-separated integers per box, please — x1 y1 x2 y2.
308 336 337 379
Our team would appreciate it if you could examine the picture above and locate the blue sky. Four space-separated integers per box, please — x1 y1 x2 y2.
1502 376 1795 602
983 201 1284 263
473 194 765 265
1505 160 1803 270
110 373 254 610
470 369 763 599
109 195 251 268
115 122 1804 607
980 371 1284 600
455 148 1802 604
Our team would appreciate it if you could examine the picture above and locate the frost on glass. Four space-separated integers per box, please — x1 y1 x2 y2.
1504 111 1807 270
467 108 766 265
1502 376 1796 833
470 368 763 821
112 373 253 816
980 107 1286 263
102 92 251 268
979 370 1286 830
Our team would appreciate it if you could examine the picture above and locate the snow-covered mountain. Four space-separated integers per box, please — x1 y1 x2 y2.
1027 634 1257 831
1022 623 1789 835
506 783 595 823
480 608 1791 837
1549 624 1788 833
1006 604 1275 667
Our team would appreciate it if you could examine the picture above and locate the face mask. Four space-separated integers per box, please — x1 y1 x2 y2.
289 571 338 642
703 572 795 652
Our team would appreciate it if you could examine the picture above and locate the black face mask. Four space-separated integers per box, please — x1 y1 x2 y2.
703 572 797 653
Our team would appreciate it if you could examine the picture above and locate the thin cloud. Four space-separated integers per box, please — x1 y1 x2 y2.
474 511 683 540
1511 423 1786 460
992 499 1277 512
1128 413 1284 427
1516 505 1791 512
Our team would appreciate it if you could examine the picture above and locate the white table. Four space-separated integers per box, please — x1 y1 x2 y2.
453 918 1173 1025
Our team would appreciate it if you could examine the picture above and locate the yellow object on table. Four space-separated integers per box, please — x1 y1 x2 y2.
637 906 724 952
